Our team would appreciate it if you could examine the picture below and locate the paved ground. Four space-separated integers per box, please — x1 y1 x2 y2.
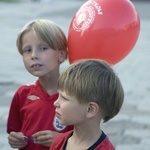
0 0 150 149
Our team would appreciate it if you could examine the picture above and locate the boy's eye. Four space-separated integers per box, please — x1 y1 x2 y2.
39 46 48 51
22 48 31 53
59 93 69 101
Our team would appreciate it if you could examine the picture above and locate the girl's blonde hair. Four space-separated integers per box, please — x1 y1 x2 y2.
16 19 67 58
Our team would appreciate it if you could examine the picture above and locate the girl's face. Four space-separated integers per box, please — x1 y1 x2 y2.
21 30 65 77
54 90 88 126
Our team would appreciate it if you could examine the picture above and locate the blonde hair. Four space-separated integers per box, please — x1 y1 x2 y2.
58 59 124 123
16 19 67 58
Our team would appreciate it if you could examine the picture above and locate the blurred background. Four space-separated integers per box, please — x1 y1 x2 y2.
0 0 150 149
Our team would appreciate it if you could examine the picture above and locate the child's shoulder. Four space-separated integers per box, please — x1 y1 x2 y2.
50 130 73 149
17 81 37 92
54 130 73 143
58 130 73 138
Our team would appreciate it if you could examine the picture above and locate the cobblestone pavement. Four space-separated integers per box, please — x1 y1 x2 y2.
0 0 150 149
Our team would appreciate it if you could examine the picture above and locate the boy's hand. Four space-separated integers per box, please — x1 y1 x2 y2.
31 130 59 147
8 132 28 148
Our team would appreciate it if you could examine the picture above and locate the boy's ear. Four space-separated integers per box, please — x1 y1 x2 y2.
59 51 66 62
86 102 99 118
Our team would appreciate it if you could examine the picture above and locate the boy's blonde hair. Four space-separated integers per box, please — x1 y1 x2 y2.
58 59 124 123
16 19 67 58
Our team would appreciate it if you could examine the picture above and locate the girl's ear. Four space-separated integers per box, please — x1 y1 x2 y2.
58 51 66 63
86 102 99 119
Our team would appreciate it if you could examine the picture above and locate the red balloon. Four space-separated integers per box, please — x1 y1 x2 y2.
68 0 140 65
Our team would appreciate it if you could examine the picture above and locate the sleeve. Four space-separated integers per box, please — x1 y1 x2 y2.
7 89 22 133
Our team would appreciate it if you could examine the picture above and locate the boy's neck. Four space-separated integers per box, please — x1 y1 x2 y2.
38 75 58 95
66 124 102 150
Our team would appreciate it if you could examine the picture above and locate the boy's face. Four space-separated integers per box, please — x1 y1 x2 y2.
21 30 66 77
54 90 88 126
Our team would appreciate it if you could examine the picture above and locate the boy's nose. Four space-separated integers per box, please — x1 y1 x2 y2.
31 55 38 60
31 50 39 60
54 99 59 107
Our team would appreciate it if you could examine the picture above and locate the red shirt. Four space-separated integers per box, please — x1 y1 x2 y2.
50 130 115 150
7 80 73 150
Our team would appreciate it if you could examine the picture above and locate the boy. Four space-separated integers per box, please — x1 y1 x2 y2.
50 59 124 150
7 19 73 150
